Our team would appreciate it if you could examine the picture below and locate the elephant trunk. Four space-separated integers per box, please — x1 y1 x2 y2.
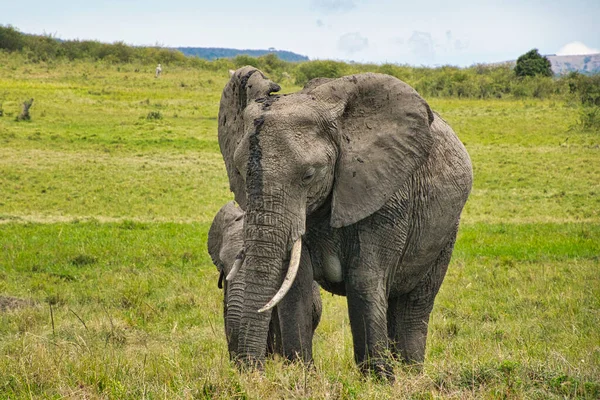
236 184 306 364
224 268 244 359
237 208 288 364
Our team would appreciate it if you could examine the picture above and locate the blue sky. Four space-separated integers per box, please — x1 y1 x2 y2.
3 0 599 66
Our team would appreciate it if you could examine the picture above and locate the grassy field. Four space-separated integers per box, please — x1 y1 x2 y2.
0 54 599 399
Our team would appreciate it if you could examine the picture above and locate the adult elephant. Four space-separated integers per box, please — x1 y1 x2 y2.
218 67 472 378
208 201 322 361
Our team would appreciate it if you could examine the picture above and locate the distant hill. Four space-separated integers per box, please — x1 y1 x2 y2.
547 53 600 75
175 47 309 62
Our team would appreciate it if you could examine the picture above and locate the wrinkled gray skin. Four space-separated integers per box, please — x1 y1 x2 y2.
218 67 472 378
208 201 322 361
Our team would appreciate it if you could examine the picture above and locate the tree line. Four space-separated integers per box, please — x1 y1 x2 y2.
1 25 598 107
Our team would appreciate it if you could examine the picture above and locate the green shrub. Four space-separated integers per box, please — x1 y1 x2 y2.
567 73 600 106
0 25 24 51
514 49 553 77
146 111 162 120
578 106 600 132
258 53 286 73
0 24 188 65
510 81 531 98
377 63 402 78
233 54 261 69
294 60 349 85
531 76 555 99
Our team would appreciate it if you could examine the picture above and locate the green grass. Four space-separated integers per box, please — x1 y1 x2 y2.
0 53 599 398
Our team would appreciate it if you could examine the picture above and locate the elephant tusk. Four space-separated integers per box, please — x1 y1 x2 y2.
226 252 244 281
258 237 302 313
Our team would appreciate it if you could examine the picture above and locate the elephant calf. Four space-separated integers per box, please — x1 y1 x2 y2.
208 201 322 361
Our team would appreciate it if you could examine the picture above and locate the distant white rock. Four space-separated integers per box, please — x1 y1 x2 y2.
557 42 600 56
547 53 600 75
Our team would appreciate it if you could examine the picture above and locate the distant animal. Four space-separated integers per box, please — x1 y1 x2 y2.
208 201 322 362
155 64 162 78
228 69 235 77
282 72 291 80
217 66 472 379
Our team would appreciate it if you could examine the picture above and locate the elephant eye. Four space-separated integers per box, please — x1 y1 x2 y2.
302 167 316 183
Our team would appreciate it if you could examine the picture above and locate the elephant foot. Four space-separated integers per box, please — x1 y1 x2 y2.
275 353 316 371
234 354 265 371
389 349 425 373
400 359 424 374
358 358 395 383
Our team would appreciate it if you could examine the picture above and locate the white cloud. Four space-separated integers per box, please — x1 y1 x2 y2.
311 0 356 14
556 41 600 56
337 32 368 54
454 39 468 51
391 37 404 46
408 31 435 62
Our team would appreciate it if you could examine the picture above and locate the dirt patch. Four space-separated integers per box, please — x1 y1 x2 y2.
0 295 35 312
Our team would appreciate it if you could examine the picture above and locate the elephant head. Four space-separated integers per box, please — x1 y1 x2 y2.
218 67 434 365
208 201 322 360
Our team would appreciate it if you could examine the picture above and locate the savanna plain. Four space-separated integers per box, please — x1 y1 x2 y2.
0 53 599 399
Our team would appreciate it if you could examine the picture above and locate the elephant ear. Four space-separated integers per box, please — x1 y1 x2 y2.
208 201 244 269
312 73 435 228
208 203 229 270
218 67 280 208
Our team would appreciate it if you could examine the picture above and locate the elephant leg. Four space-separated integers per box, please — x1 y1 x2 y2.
266 307 283 356
346 264 393 379
387 230 457 366
344 212 411 380
275 247 316 363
